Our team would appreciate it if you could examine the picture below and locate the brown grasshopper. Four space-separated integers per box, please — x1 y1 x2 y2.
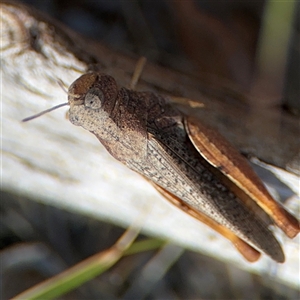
23 63 299 263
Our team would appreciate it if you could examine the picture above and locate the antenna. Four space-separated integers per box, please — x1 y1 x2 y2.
22 102 69 122
22 77 81 122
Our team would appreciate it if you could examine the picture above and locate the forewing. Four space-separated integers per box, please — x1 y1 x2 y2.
141 131 285 262
185 116 300 238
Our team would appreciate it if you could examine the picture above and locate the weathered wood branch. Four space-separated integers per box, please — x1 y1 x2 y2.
2 1 299 174
1 1 299 286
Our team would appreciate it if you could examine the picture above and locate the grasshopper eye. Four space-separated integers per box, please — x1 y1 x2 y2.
84 88 104 109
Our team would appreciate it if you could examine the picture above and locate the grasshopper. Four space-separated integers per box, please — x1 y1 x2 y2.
23 60 299 263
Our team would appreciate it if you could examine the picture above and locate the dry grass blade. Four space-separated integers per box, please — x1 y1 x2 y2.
11 225 141 300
